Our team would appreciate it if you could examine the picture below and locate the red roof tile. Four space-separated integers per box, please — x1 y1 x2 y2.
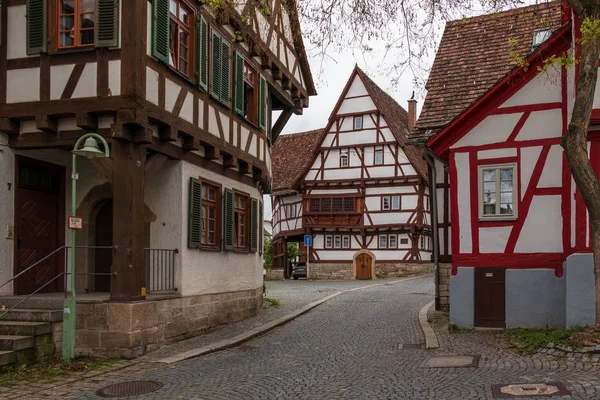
416 1 564 132
272 129 323 193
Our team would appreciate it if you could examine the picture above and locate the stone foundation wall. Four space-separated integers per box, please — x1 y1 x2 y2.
266 268 284 280
308 262 434 280
75 287 263 358
439 263 451 311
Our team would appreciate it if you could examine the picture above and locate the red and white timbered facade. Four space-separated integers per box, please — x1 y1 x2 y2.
272 67 432 278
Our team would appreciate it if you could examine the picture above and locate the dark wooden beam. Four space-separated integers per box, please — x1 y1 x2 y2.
272 67 282 81
282 75 292 91
204 145 220 160
182 135 200 151
248 41 259 57
0 118 19 136
76 112 98 132
159 124 177 142
271 107 293 143
35 114 57 133
260 54 271 69
132 126 153 144
238 160 249 175
252 166 263 181
223 154 238 169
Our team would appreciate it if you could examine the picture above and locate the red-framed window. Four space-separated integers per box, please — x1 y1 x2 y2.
308 197 357 213
244 61 259 124
169 0 194 78
57 0 96 49
201 181 220 247
234 193 248 249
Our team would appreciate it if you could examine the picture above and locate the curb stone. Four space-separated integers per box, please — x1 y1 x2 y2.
155 274 433 364
419 300 439 349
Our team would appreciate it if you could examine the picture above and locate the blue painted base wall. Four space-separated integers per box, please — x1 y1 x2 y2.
449 254 595 329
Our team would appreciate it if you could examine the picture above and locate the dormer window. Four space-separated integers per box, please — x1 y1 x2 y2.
532 28 552 50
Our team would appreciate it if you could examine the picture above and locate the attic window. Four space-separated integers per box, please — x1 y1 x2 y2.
532 28 552 50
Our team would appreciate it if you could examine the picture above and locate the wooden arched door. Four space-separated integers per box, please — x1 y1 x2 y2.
94 201 113 292
356 253 372 280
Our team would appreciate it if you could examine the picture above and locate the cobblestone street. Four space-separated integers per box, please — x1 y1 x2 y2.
6 276 600 399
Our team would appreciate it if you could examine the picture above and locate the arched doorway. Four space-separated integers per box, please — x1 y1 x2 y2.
94 200 112 292
353 250 376 280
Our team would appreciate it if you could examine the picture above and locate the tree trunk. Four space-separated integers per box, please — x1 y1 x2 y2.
560 9 600 325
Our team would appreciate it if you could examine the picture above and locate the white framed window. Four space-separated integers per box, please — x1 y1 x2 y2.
388 234 397 248
354 115 363 130
392 196 400 210
342 235 350 249
334 235 342 249
374 146 384 165
325 235 333 249
379 234 387 249
400 238 409 245
478 164 517 219
340 149 349 168
382 196 391 211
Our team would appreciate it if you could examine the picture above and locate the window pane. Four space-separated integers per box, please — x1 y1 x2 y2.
483 192 496 205
375 151 383 165
170 0 177 14
392 196 400 210
354 117 363 130
61 0 75 14
310 199 319 212
383 197 390 210
334 236 341 248
501 181 513 192
80 13 94 29
389 235 397 248
208 232 215 244
179 7 188 24
344 198 354 212
321 198 331 212
61 16 75 30
483 204 496 215
483 170 496 181
80 0 94 12
483 182 495 194
208 220 215 231
208 208 215 219
500 192 512 204
81 29 94 45
180 59 188 75
379 235 387 248
500 204 513 215
61 32 75 47
208 189 216 201
333 198 342 212
500 168 513 181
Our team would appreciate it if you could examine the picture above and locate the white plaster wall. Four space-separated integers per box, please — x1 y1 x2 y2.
366 186 418 195
478 148 517 159
51 65 75 100
180 162 263 296
146 3 153 56
520 146 542 200
338 97 376 115
479 226 511 253
311 189 358 195
455 153 472 253
500 66 562 108
323 168 361 180
165 79 180 113
517 109 563 141
369 166 395 178
7 6 28 60
180 93 194 124
208 106 219 137
337 130 377 146
7 68 40 103
514 195 563 253
369 213 411 225
146 67 159 105
108 60 121 96
72 63 97 99
346 76 368 97
537 145 563 188
452 114 521 148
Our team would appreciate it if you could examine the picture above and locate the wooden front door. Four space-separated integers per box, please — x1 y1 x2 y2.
474 267 506 328
94 201 113 292
14 158 64 295
356 253 372 280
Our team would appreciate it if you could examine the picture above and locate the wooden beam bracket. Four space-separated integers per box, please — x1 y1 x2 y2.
204 144 220 160
35 114 58 133
0 118 19 136
182 135 201 151
223 153 238 169
76 112 98 132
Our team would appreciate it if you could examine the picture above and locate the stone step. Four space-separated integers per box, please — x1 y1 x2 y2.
0 350 17 367
0 335 34 351
0 297 64 310
0 309 63 323
0 321 52 336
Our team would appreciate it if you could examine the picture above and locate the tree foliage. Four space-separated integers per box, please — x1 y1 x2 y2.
263 238 300 269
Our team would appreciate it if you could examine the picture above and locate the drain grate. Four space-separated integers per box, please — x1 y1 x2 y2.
97 381 163 398
398 343 423 349
491 382 570 398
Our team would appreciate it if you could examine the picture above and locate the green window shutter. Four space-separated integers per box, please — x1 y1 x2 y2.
220 40 231 106
233 51 245 116
258 75 267 131
259 202 264 256
211 31 221 100
26 0 47 55
250 198 258 252
188 178 203 248
223 189 235 251
95 0 119 47
197 16 209 90
151 0 169 63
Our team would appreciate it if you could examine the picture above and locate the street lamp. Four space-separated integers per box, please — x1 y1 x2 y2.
63 133 110 362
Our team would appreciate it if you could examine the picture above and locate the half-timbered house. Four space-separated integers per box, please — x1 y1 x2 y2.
414 1 600 329
272 67 433 280
0 0 315 360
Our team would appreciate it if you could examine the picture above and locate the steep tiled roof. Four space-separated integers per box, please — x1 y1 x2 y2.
356 68 428 179
272 129 323 193
416 1 564 132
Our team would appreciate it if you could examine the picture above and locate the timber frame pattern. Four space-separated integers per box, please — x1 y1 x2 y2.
0 0 315 300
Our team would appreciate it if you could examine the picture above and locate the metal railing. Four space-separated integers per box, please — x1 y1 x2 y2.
144 248 179 292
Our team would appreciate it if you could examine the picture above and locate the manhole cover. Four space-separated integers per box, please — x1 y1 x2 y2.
422 355 480 368
398 343 423 349
491 382 570 398
97 381 163 398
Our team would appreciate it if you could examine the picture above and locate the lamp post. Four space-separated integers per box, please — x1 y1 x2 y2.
62 133 110 362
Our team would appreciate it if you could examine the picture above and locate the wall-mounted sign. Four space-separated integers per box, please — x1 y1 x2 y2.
68 216 83 230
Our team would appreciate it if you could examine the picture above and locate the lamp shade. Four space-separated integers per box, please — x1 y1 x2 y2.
72 137 106 159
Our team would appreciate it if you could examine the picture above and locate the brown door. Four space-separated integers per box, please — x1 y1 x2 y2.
474 267 506 328
94 201 113 292
356 253 372 280
14 158 64 295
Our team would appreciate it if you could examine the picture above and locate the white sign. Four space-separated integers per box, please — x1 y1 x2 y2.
68 216 83 230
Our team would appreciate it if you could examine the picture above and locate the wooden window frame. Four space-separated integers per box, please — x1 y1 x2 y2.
391 195 400 210
374 146 384 166
400 237 409 245
168 0 195 80
243 60 259 124
478 163 518 221
342 235 350 249
234 191 249 250
388 234 397 249
325 235 333 249
52 0 97 51
340 148 349 168
334 235 341 249
354 115 363 130
378 234 387 249
200 179 221 249
307 196 358 214
381 196 391 211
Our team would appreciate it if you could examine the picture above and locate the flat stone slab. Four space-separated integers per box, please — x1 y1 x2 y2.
423 355 480 368
491 382 570 398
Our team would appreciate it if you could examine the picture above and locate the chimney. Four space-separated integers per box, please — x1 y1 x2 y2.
407 97 417 132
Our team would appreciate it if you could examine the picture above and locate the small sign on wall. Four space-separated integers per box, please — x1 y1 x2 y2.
68 216 83 230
